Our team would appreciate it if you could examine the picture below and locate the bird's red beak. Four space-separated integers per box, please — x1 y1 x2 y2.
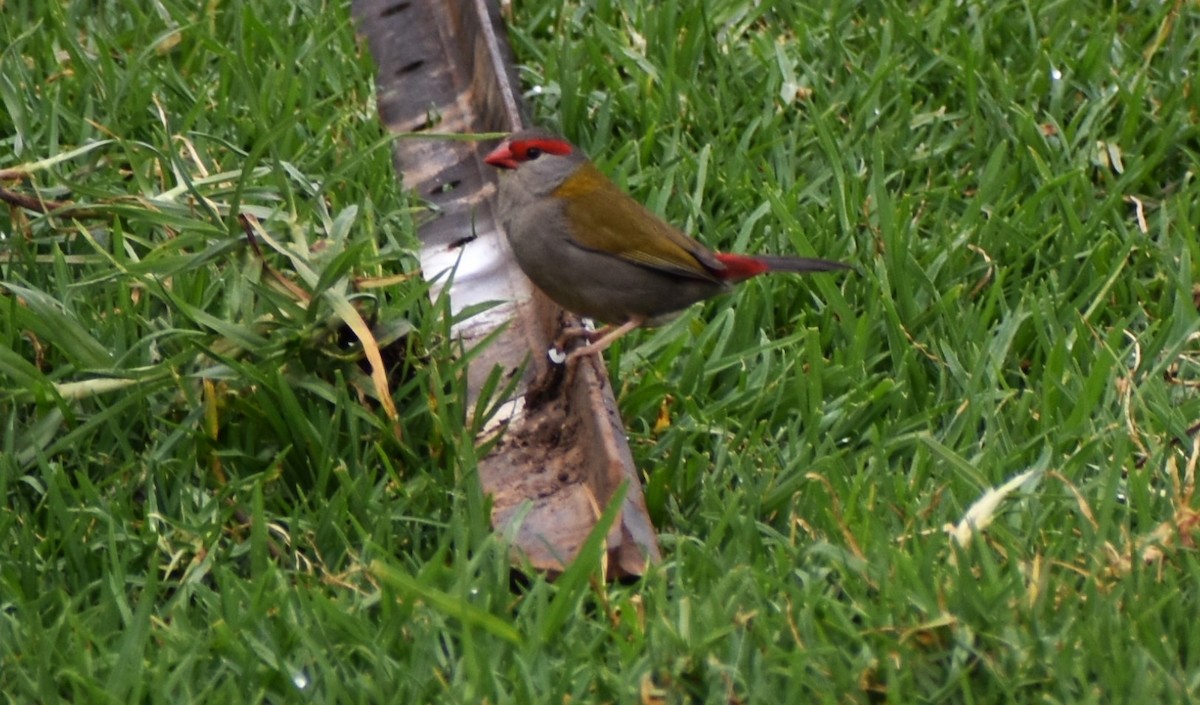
484 142 518 170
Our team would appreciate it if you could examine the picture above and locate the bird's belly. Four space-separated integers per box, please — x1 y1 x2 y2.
509 235 725 325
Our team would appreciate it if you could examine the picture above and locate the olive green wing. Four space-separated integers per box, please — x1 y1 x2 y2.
554 163 724 281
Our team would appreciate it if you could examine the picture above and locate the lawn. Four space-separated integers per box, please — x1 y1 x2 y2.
2 0 1199 702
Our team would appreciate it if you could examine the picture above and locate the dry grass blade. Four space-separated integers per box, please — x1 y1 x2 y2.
946 468 1043 550
240 213 402 436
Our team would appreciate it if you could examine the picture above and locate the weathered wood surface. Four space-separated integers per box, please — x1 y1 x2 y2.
352 0 660 575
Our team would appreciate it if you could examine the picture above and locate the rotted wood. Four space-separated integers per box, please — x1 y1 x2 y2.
352 0 660 576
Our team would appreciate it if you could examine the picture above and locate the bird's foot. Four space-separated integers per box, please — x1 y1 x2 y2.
547 317 646 364
527 317 644 408
550 324 600 362
563 317 644 362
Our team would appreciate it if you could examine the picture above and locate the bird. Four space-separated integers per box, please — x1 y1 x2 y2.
484 128 849 362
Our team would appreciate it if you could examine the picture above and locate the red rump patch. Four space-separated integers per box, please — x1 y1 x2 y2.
715 253 769 281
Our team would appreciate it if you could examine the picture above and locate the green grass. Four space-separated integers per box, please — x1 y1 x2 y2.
2 0 1199 702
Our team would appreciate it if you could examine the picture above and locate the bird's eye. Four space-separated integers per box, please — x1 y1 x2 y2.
524 147 543 160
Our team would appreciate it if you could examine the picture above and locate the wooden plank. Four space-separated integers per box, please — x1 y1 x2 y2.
352 0 660 576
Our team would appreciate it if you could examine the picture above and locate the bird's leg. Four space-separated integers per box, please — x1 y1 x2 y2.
565 317 644 362
557 319 642 399
551 323 599 360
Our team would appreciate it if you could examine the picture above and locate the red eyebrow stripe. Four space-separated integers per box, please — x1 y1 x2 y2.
514 138 573 156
